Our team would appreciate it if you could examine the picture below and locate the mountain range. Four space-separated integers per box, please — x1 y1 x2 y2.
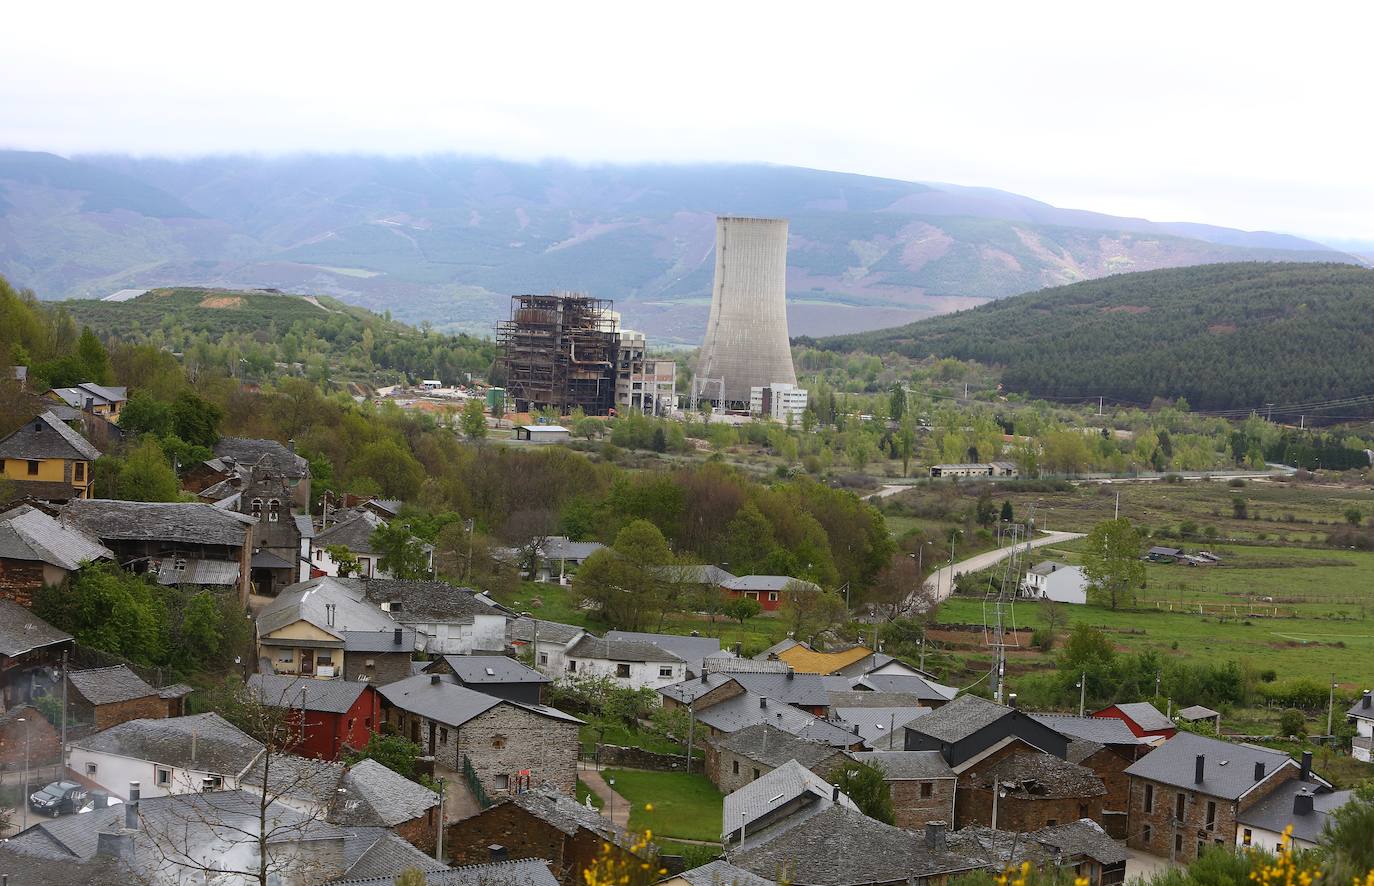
0 150 1358 343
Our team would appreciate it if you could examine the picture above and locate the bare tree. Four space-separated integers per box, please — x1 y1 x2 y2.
500 508 558 580
136 681 342 885
866 552 935 621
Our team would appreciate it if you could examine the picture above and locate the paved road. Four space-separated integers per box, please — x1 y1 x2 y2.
910 530 1085 611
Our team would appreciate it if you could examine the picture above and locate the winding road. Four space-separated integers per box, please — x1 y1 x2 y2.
910 530 1086 612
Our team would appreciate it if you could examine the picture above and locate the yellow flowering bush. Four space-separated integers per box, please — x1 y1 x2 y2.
582 802 668 886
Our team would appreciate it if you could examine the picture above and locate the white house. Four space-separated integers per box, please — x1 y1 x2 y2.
1351 689 1373 763
564 635 686 690
1022 561 1089 604
312 509 434 579
507 617 590 677
67 713 265 800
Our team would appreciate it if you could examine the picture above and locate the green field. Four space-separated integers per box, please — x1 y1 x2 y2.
602 769 724 843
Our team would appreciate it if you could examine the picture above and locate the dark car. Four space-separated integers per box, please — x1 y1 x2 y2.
29 781 87 817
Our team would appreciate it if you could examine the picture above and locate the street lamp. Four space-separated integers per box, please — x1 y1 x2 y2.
18 716 30 830
606 777 615 823
1076 673 1087 718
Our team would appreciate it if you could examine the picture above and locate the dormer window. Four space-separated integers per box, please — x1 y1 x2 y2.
269 500 280 523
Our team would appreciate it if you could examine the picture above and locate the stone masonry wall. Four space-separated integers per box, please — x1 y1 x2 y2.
957 786 1104 832
457 704 579 798
80 694 168 731
890 777 957 830
710 747 847 795
0 560 45 607
446 804 567 871
1125 767 1298 864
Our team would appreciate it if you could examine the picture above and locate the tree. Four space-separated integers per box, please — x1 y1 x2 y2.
1081 518 1145 610
574 520 675 630
894 423 915 477
834 761 894 825
1346 508 1363 527
372 521 431 579
723 595 761 625
1232 496 1248 520
1321 785 1374 883
351 439 425 500
170 391 223 448
460 398 487 442
888 383 906 422
394 870 429 886
651 426 667 453
500 508 558 580
1000 500 1014 523
75 327 114 385
326 545 362 578
346 733 429 782
777 582 846 644
120 392 176 438
975 489 997 528
1278 708 1306 738
107 437 182 501
866 552 930 621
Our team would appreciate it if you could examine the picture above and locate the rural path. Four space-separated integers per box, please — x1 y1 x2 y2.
578 763 631 828
862 483 918 500
909 530 1085 611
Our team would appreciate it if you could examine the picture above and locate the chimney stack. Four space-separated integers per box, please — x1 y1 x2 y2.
126 782 140 830
1363 689 1371 710
1008 693 1017 709
431 673 442 686
925 821 948 852
1300 751 1312 781
393 627 403 645
488 844 508 862
326 603 336 627
288 439 296 453
1254 762 1266 782
1194 754 1205 784
853 723 860 735
786 668 795 681
831 785 840 802
1293 790 1314 817
700 672 708 684
201 777 217 792
759 698 767 709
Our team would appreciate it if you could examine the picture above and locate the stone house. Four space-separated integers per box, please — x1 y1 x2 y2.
849 749 957 830
377 673 581 798
0 503 112 606
1031 713 1149 838
211 436 312 510
327 758 441 854
0 599 73 708
709 723 849 794
955 747 1107 832
343 627 418 686
563 634 685 690
1123 731 1313 864
445 787 643 886
312 509 433 579
0 412 101 501
237 466 304 596
362 579 510 655
0 704 62 773
66 665 168 731
723 759 859 847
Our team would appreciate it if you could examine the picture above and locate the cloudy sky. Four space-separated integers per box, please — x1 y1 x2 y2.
4 1 1370 241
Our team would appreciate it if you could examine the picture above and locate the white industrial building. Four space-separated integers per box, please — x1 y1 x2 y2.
750 382 808 423
929 462 1019 478
615 329 677 415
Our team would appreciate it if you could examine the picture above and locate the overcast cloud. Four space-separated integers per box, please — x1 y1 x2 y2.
3 0 1370 241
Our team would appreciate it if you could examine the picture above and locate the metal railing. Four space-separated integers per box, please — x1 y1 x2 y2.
462 755 492 809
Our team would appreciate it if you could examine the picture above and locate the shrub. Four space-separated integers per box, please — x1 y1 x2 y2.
1278 708 1307 738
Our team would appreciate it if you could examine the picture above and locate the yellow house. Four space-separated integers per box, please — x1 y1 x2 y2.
0 412 101 500
254 576 405 679
45 383 128 423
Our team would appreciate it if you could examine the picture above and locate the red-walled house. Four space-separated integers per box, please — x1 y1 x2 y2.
720 575 820 612
1092 701 1177 742
248 673 380 760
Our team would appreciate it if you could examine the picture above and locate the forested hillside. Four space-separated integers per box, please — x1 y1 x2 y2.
804 263 1374 413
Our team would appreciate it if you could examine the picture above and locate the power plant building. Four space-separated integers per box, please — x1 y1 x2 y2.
497 293 619 415
693 216 797 410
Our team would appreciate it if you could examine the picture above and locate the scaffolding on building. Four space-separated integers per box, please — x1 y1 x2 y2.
496 293 619 416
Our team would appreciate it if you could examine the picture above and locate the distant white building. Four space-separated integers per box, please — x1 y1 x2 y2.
1351 690 1373 763
929 462 1019 478
514 425 571 444
1022 561 1089 604
749 382 808 423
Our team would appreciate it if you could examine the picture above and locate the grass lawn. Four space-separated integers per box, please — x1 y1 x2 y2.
580 721 703 758
602 769 724 842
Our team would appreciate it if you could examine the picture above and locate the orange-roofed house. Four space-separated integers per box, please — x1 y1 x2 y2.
776 644 875 675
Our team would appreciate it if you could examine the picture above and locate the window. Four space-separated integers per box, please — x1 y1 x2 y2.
1242 828 1252 847
86 762 98 777
1175 792 1186 822
440 728 448 744
251 498 262 518
314 549 323 561
538 653 548 666
1205 800 1216 830
492 736 506 749
659 666 674 678
495 774 510 790
26 460 39 476
205 775 224 790
316 652 332 666
1079 803 1089 818
269 500 280 522
767 592 778 602
74 462 85 482
1046 819 1057 827
752 768 760 780
1143 783 1154 813
567 661 577 673
1174 833 1183 856
920 782 933 799
156 766 172 787
1142 825 1152 845
616 663 631 678
732 761 739 775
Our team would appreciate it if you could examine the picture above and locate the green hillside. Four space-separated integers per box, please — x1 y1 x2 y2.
803 262 1374 413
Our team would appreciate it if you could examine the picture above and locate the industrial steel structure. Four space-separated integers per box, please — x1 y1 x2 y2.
496 293 618 415
693 216 797 409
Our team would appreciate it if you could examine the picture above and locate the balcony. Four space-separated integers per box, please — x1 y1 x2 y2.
1355 734 1374 752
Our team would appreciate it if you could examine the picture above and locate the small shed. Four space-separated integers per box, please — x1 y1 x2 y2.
515 425 571 444
1176 704 1222 733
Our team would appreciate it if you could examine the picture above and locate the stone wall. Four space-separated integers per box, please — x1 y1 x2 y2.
956 785 1104 833
1080 745 1135 813
595 744 692 772
393 808 439 855
344 650 413 686
889 777 957 830
445 803 568 871
72 693 168 731
457 703 579 797
710 746 847 795
1126 767 1298 863
0 559 45 608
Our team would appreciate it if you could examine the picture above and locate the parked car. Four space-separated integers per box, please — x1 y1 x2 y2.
29 781 88 817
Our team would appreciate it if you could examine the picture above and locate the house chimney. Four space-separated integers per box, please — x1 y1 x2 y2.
1194 754 1205 784
1363 690 1371 710
700 672 708 684
431 674 442 686
925 821 948 851
326 603 336 627
759 698 767 709
786 668 795 681
488 844 508 862
733 643 742 656
1293 790 1314 817
853 723 860 735
288 439 296 453
125 782 140 829
1300 751 1312 782
1008 693 1017 709
1254 762 1266 782
393 627 403 645
831 785 840 802
96 830 135 860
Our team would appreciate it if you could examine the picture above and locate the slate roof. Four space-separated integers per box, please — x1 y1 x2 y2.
605 630 721 674
0 504 111 569
1027 561 1067 576
360 579 501 623
343 627 416 652
507 787 637 851
336 827 451 881
1034 819 1128 865
776 645 874 675
660 673 737 705
541 537 605 561
0 412 101 461
663 564 738 585
1065 739 1107 764
434 654 549 684
249 673 370 714
508 616 586 646
0 599 72 657
47 383 127 408
1030 713 1148 747
906 694 1011 744
257 576 401 640
1103 701 1175 732
60 499 256 546
825 689 930 711
1177 704 1221 721
158 683 193 699
964 751 1106 800
1236 782 1353 845
678 860 776 886
849 750 955 780
1123 732 1295 800
730 671 831 707
241 754 345 808
946 826 1050 869
568 634 684 664
1348 693 1374 719
695 692 856 747
366 498 403 517
331 758 439 827
706 655 789 674
728 804 983 886
832 706 930 749
295 513 315 539
252 549 295 569
67 665 157 705
724 759 857 839
724 575 818 593
376 674 581 728
71 712 264 776
712 724 844 770
852 673 958 702
317 509 387 552
333 858 559 886
213 436 309 479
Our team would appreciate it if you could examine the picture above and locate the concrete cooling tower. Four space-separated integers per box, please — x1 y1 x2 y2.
692 216 797 408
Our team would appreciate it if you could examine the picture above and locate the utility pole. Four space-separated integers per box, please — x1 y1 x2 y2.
919 637 926 672
1114 491 1120 521
1098 396 1103 416
60 649 67 751
686 700 696 774
1078 672 1087 718
1327 673 1337 737
1154 671 1161 699
435 776 446 862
